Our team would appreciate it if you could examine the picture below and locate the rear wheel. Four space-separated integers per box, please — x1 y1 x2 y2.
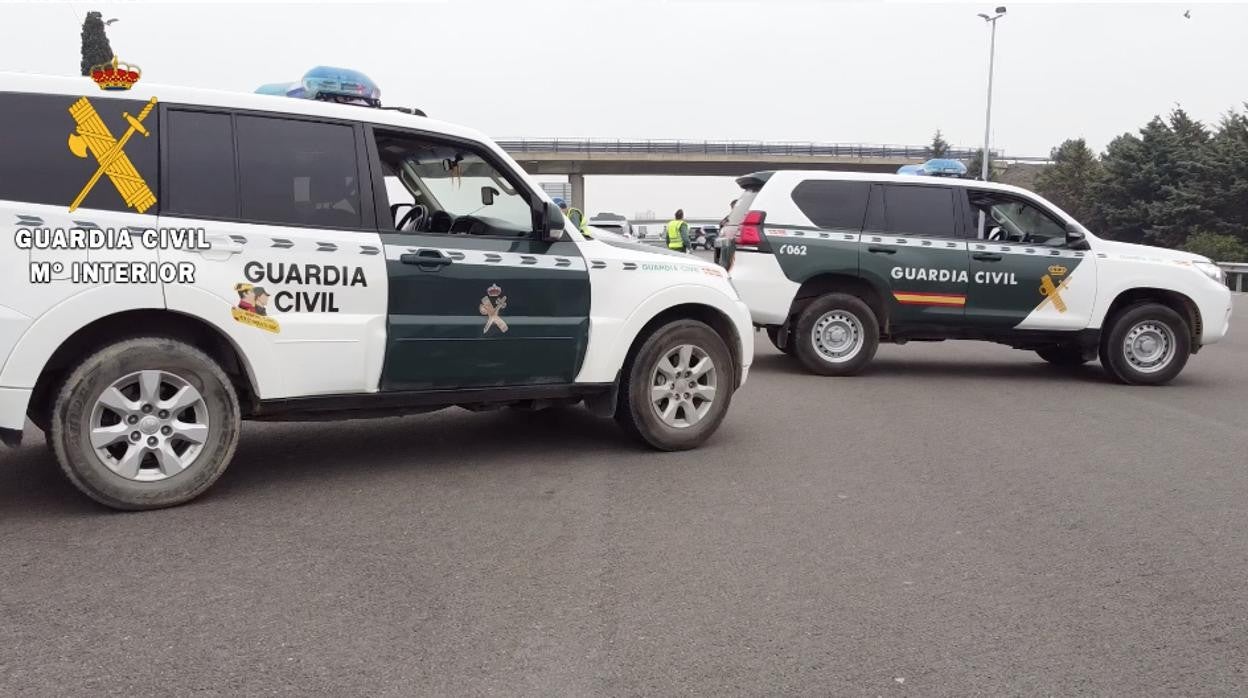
49 337 241 510
616 320 734 451
1099 303 1191 385
792 293 879 376
1036 343 1091 366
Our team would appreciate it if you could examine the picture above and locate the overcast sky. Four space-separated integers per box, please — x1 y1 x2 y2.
2 1 1242 217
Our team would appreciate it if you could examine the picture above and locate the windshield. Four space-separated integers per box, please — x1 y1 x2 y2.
406 155 530 222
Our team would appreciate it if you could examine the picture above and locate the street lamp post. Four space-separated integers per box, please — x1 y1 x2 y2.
977 6 1006 182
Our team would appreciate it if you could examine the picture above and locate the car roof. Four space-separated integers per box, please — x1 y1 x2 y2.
740 169 1035 198
0 71 491 145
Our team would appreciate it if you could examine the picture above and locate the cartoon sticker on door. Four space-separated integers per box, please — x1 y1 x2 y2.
231 282 281 333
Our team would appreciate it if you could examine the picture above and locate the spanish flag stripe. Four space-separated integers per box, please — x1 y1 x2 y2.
893 292 967 306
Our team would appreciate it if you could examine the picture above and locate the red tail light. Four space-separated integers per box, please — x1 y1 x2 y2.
736 210 766 245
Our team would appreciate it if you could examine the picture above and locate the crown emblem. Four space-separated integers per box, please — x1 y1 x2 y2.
90 56 141 91
1048 265 1068 276
487 284 502 298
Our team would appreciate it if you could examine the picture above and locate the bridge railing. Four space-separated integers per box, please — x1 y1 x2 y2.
1219 262 1248 292
495 138 1008 160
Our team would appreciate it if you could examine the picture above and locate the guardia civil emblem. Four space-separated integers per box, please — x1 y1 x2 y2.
66 94 157 213
1038 266 1071 313
479 284 509 334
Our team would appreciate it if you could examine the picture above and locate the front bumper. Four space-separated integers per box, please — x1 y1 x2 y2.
0 386 32 446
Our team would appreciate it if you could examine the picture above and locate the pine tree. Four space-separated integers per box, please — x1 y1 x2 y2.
965 149 997 181
1205 106 1248 241
1035 139 1102 226
1091 129 1154 244
80 11 113 77
926 129 950 159
1149 108 1217 247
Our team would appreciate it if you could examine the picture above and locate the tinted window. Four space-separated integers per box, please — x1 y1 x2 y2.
883 185 956 237
166 110 236 218
0 92 159 213
235 115 361 228
791 180 870 230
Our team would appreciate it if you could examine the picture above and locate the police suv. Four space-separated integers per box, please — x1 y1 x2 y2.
725 171 1231 383
0 72 753 510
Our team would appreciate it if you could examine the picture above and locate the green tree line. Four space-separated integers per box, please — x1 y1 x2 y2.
1032 106 1248 261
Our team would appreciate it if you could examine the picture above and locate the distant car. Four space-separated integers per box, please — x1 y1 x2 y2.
588 213 632 238
589 221 632 238
690 226 720 250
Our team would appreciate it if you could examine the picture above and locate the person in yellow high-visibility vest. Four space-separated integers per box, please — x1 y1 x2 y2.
556 198 591 237
666 209 690 253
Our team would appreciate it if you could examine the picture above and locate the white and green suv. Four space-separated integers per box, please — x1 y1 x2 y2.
724 171 1232 385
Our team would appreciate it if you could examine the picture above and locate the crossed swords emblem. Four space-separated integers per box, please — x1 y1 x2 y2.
479 290 509 334
1038 273 1071 313
66 96 158 213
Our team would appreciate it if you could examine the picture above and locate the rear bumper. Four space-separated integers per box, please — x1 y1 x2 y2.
729 251 798 326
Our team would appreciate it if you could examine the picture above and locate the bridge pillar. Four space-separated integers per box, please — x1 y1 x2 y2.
569 174 585 212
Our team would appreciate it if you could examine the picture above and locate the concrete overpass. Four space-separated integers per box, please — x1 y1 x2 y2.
496 138 1046 210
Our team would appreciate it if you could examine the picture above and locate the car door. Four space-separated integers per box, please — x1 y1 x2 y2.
158 108 390 398
857 183 969 328
963 190 1097 331
367 128 590 391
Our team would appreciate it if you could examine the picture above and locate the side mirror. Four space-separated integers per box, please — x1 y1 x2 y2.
481 186 499 206
541 201 566 242
1066 225 1090 250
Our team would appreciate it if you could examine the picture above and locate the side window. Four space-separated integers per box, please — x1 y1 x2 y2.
882 185 957 237
165 110 236 218
235 115 362 228
790 180 870 230
0 92 159 213
373 130 535 237
969 192 1067 244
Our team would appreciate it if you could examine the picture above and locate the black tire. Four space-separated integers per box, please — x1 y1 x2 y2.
792 293 879 376
49 337 241 510
1036 344 1091 367
616 320 735 451
765 326 795 356
1099 303 1191 385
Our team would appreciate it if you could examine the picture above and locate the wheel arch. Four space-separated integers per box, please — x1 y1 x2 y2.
622 302 744 389
1102 287 1202 350
788 273 889 333
27 309 259 430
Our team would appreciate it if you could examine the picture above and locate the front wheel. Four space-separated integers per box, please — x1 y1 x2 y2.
1099 303 1191 385
49 337 241 510
792 293 879 376
616 320 735 451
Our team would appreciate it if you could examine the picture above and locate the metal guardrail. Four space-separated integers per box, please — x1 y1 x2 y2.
1219 262 1248 292
495 138 1010 160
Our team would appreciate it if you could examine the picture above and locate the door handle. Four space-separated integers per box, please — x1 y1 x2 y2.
867 246 896 255
400 250 453 269
972 252 1003 262
196 235 244 259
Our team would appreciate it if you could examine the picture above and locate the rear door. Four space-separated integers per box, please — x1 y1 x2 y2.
158 109 389 398
367 128 590 391
858 183 969 328
0 91 163 332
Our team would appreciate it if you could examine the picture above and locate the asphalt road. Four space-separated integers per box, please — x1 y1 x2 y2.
2 297 1246 696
